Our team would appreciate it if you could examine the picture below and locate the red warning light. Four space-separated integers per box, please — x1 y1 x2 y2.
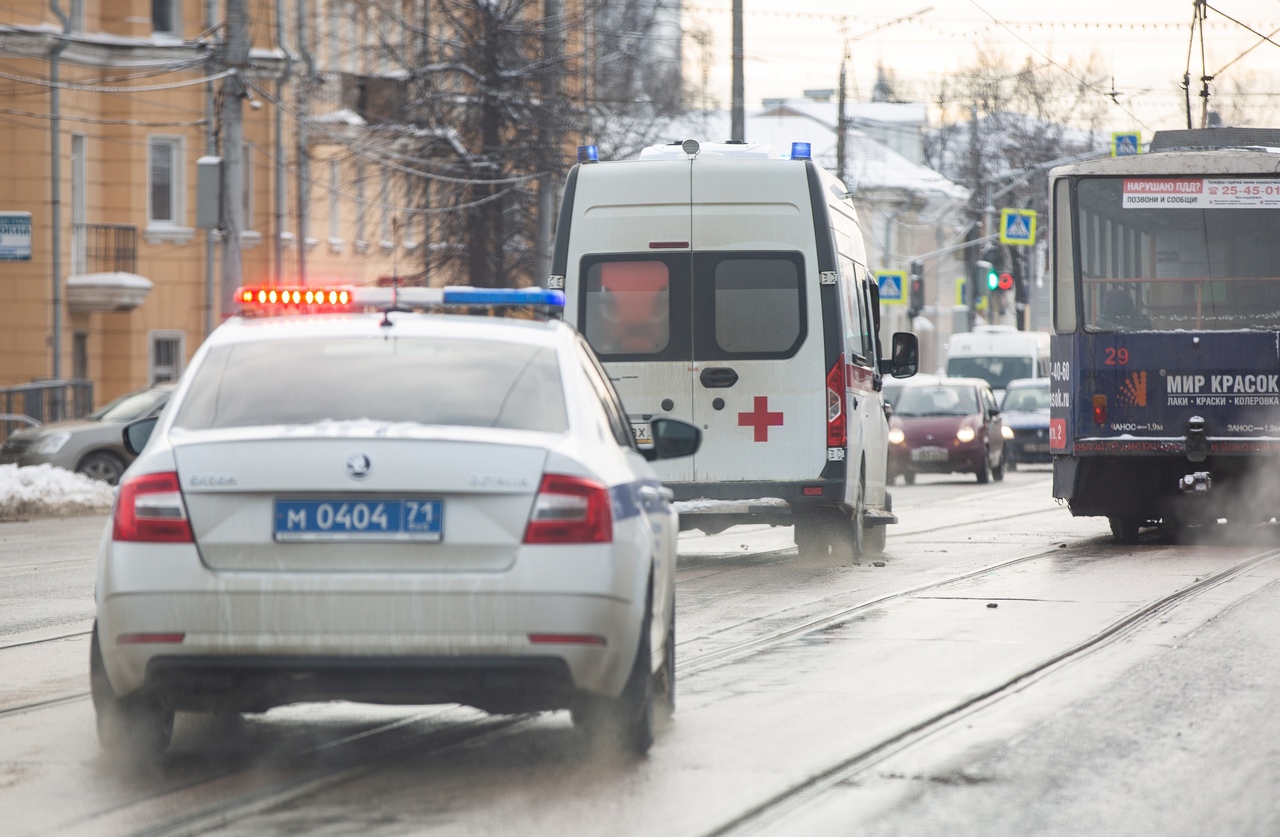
997 272 1014 291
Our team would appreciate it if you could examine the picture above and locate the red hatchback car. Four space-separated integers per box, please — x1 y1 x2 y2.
888 378 1005 484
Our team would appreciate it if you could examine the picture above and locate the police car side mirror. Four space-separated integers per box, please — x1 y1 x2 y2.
122 416 159 457
882 332 919 379
644 417 701 461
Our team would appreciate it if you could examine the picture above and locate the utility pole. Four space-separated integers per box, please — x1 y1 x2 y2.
731 0 744 141
49 1 70 382
295 0 313 284
967 102 981 332
220 0 250 317
836 58 847 184
534 0 563 285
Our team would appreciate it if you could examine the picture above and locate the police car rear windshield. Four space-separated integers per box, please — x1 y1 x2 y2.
172 337 568 433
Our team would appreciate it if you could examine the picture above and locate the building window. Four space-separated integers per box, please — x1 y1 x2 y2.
71 133 86 274
152 0 180 36
73 332 88 380
355 162 367 246
329 159 341 241
148 331 185 384
147 137 183 225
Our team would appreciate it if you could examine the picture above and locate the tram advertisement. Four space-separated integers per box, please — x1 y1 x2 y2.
1057 332 1280 456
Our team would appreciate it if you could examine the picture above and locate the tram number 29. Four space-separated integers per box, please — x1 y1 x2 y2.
1104 347 1129 366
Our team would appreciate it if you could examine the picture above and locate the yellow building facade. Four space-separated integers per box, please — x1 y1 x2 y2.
0 0 432 413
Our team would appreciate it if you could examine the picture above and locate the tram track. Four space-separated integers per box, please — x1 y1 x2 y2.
50 536 1106 835
699 545 1280 836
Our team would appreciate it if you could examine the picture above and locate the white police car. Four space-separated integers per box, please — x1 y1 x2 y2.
91 285 699 758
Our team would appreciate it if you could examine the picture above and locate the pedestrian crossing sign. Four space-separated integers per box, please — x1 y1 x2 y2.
876 271 906 305
999 208 1036 246
1111 131 1142 157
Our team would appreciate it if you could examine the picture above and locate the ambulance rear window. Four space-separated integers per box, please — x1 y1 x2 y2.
713 257 802 353
583 260 671 356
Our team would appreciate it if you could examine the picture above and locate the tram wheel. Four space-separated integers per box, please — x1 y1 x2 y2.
1109 516 1141 544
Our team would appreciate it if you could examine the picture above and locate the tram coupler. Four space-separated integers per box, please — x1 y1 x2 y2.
1185 415 1207 463
1178 471 1212 495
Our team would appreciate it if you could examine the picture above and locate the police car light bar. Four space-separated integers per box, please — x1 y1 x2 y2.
790 142 812 160
235 285 565 312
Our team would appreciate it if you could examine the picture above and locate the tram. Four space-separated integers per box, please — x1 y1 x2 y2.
1049 128 1280 542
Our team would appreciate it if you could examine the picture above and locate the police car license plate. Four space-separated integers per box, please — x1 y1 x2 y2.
630 422 653 446
911 447 948 463
273 499 443 542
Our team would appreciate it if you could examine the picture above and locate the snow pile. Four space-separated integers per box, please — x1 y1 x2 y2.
0 464 116 521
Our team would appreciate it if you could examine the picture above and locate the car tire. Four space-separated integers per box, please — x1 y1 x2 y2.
793 519 829 560
77 452 126 486
657 606 675 715
992 449 1006 482
903 471 916 486
828 477 865 563
90 622 173 759
572 585 655 756
1007 457 1019 472
1109 515 1141 544
976 447 992 484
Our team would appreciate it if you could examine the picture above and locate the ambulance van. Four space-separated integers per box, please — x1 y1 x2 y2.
552 139 918 559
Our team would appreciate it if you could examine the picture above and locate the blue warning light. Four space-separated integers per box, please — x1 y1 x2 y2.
577 145 599 163
790 142 812 160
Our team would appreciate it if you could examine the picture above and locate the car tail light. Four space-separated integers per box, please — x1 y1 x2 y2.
1092 394 1108 426
113 471 193 543
826 355 846 448
523 474 612 544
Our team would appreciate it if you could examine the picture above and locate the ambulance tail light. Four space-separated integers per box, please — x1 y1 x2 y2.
524 474 612 544
827 356 846 448
1092 394 1108 426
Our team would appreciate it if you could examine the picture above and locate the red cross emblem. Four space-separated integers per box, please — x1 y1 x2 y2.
738 396 784 442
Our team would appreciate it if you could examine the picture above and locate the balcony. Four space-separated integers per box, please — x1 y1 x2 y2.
73 223 136 275
67 223 152 313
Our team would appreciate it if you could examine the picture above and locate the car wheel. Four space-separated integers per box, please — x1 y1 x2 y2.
571 586 655 756
657 606 675 715
793 519 830 560
1109 515 1141 544
992 449 1006 482
90 622 173 759
903 471 916 486
828 476 865 563
976 447 992 484
78 452 126 486
1007 457 1018 472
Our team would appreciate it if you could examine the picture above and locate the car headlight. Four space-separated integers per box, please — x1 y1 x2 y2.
30 432 72 455
888 428 905 445
955 425 976 443
1002 425 1015 440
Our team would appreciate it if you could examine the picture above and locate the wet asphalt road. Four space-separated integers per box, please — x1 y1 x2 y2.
4 467 1280 836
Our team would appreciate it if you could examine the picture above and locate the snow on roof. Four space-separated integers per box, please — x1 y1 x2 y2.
0 464 114 522
759 99 928 127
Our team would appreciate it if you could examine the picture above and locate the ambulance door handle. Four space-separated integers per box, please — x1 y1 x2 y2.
699 367 738 388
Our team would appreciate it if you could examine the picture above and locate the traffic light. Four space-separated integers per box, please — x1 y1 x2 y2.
997 272 1014 291
908 259 924 314
975 259 997 294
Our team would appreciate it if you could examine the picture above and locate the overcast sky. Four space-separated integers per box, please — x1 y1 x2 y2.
683 1 1280 133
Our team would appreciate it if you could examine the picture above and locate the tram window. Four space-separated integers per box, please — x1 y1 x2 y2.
1053 179 1077 333
1074 177 1280 332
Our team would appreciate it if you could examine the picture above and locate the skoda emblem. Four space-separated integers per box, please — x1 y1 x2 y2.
345 453 371 479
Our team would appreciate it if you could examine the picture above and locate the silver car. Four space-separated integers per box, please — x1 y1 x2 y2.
0 383 174 484
92 287 699 759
